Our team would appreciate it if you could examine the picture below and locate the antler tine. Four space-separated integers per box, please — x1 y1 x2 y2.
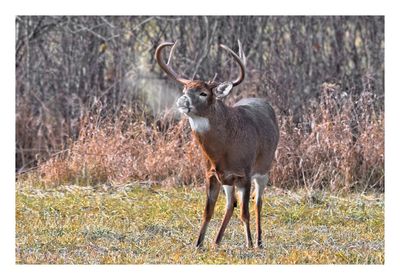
167 40 178 66
155 41 189 85
237 40 246 67
206 73 219 88
219 43 246 87
211 73 218 84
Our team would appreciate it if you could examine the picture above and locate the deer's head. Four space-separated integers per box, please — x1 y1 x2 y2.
155 42 245 118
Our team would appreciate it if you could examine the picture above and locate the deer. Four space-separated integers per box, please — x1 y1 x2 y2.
155 41 279 249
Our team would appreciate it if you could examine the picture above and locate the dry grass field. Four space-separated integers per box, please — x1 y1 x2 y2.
16 182 384 264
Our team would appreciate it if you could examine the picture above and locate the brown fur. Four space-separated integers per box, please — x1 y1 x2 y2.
156 42 279 248
191 94 279 184
183 83 279 248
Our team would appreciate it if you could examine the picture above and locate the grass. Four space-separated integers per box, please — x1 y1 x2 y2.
15 182 384 264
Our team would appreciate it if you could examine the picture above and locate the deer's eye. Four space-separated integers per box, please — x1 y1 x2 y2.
199 92 207 97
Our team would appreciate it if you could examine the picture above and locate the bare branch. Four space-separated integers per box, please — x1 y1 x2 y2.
191 16 210 80
100 16 115 28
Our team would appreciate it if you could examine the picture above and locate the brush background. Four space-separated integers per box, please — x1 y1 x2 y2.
16 16 384 191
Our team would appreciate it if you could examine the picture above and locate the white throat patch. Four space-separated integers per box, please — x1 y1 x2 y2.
188 115 210 133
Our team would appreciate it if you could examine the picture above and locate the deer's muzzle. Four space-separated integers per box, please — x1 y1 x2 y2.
176 95 192 114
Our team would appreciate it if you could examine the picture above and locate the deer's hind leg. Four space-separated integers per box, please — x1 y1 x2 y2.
252 174 268 248
236 176 253 248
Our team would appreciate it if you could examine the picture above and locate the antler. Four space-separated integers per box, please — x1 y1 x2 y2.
219 43 246 87
155 42 190 85
156 41 245 87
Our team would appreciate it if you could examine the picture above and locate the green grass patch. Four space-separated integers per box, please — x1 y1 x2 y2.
15 183 384 264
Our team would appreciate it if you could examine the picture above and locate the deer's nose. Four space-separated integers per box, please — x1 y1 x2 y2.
177 95 190 108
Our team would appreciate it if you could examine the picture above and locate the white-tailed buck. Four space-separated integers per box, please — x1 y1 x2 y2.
155 41 279 248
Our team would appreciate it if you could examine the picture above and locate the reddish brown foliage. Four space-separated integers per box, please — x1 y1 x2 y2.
38 84 383 191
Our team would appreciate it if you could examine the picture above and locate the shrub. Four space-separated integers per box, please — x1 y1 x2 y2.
37 83 384 191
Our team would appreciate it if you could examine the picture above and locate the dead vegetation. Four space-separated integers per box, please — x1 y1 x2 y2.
16 16 384 182
35 82 383 191
15 16 384 191
15 184 384 264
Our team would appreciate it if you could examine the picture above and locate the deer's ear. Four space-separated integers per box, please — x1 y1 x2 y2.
214 82 233 99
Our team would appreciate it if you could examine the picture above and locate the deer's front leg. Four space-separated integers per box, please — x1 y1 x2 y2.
214 184 235 246
195 175 220 248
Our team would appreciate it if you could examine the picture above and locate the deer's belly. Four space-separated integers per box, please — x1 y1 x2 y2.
209 168 245 185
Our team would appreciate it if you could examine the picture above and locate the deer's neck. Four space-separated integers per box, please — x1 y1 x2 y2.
188 101 229 135
188 115 210 133
189 102 231 161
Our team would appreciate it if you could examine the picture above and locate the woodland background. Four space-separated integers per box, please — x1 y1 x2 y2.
15 16 384 191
